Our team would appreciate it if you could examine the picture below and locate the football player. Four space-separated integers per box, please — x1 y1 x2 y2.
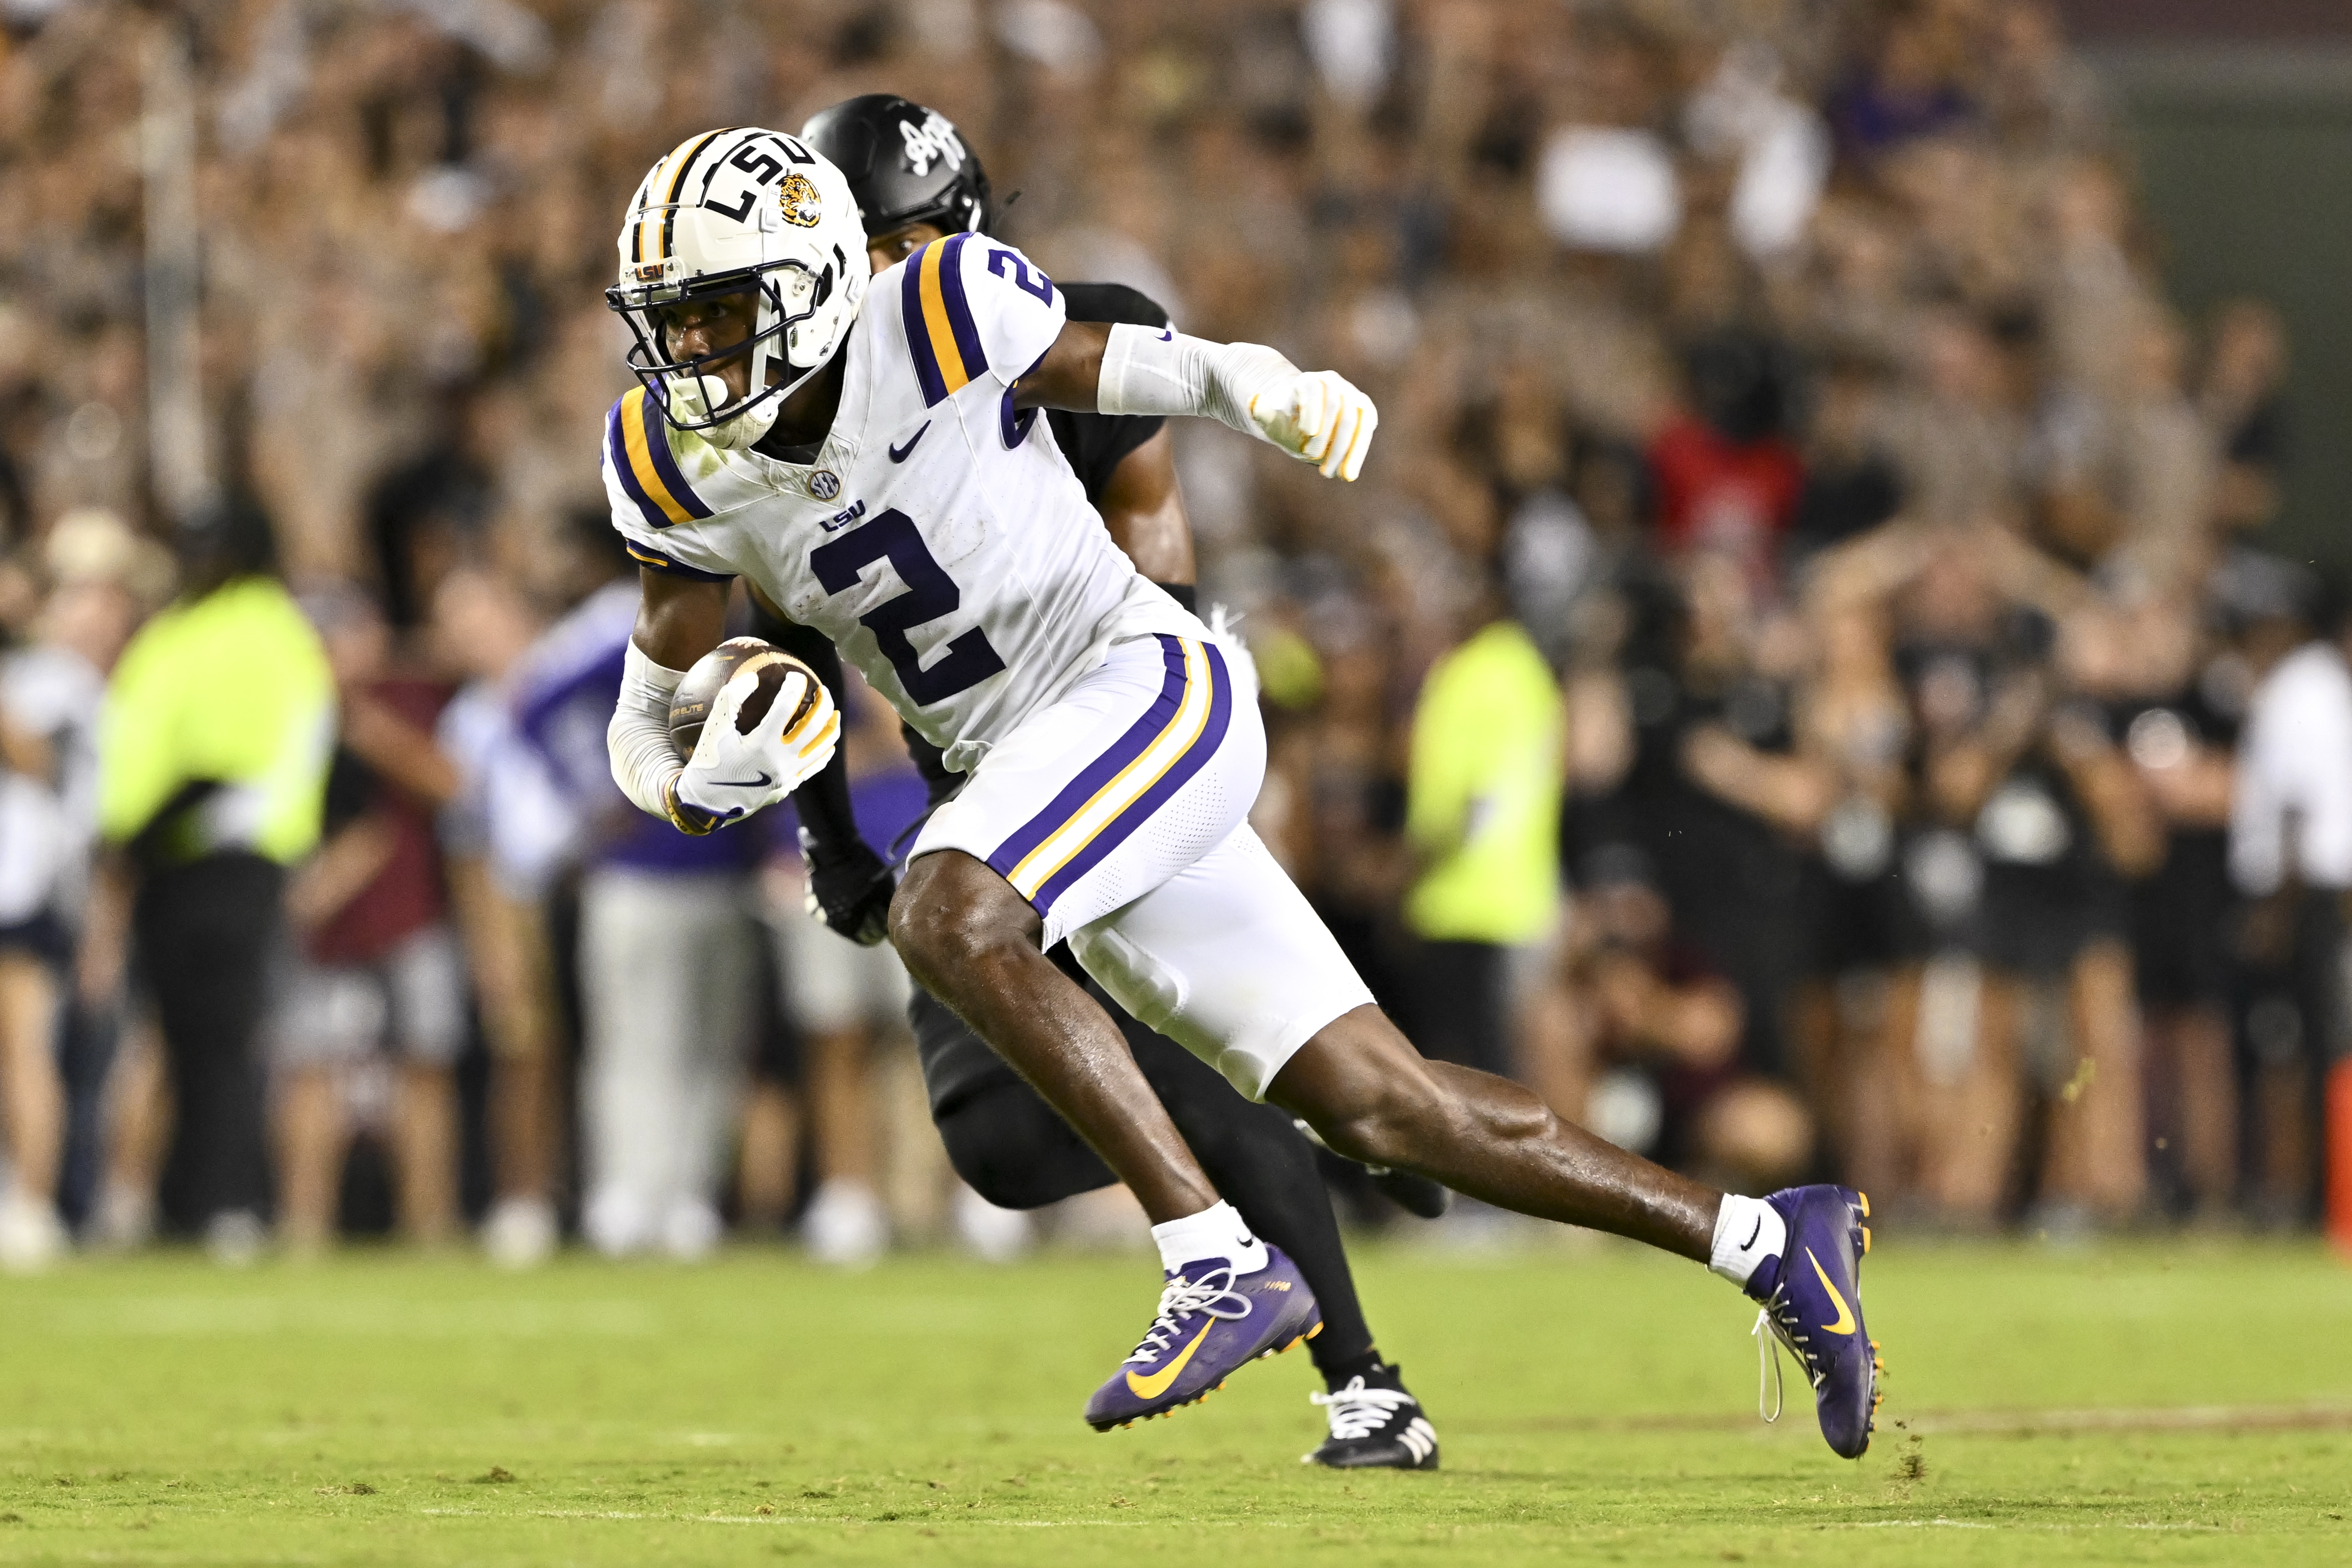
767 94 1443 1469
600 127 1879 1458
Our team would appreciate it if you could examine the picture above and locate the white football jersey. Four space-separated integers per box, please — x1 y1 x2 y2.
602 235 1197 772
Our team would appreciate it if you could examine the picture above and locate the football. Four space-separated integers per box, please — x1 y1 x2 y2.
667 637 821 758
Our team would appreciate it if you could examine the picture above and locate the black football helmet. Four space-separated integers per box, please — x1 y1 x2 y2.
800 94 991 239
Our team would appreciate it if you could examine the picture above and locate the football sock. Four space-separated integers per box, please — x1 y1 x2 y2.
1114 1010 1381 1376
1319 1348 1385 1392
1709 1194 1787 1288
1151 1200 1267 1277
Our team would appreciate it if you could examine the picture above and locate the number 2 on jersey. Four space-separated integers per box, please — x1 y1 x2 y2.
808 509 1007 705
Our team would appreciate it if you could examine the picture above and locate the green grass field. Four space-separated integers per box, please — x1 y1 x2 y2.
2 1237 2349 1565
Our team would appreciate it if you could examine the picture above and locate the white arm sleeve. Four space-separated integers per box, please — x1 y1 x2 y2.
1096 322 1296 438
608 640 687 821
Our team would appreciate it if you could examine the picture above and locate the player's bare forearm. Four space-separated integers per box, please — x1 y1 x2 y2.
1012 321 1111 411
1099 427 1196 585
630 568 731 670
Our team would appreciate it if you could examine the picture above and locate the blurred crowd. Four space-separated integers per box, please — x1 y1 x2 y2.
0 0 2342 1266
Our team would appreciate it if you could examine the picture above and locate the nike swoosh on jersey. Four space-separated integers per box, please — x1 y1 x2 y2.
1124 1321 1214 1400
889 422 930 462
1807 1248 1858 1335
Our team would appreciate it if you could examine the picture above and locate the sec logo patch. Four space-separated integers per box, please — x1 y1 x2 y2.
810 469 841 500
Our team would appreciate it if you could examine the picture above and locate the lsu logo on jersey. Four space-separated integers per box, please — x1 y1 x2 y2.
898 112 966 178
777 171 821 228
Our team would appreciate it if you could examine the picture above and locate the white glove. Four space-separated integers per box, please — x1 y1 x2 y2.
672 666 839 829
1246 370 1378 481
665 373 779 451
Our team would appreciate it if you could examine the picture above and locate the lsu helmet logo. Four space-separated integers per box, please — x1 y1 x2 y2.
777 171 821 228
898 112 966 178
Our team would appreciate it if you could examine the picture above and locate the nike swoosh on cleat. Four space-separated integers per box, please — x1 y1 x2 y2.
711 771 773 789
888 422 930 462
1124 1322 1214 1400
1807 1247 1858 1335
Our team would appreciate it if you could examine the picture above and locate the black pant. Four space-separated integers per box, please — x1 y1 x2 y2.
137 853 283 1230
1408 939 1510 1078
919 984 1378 1377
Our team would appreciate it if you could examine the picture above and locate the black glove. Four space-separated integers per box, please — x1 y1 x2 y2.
799 828 895 946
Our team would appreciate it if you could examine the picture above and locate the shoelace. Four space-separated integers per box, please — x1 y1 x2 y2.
1750 1282 1827 1425
1311 1376 1412 1441
1123 1266 1251 1367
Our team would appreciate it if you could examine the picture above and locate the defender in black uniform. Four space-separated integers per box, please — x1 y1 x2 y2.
754 95 1442 1471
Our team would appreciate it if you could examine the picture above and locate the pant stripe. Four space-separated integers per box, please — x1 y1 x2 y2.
986 635 1234 917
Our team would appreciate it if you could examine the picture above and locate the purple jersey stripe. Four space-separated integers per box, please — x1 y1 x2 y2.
902 254 950 406
937 233 990 381
606 398 667 530
985 636 1190 881
635 386 713 519
1030 641 1233 917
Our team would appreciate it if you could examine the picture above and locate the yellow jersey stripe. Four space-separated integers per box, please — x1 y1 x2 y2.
916 241 973 396
619 388 700 527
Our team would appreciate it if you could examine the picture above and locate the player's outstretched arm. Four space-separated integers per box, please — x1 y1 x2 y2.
1014 321 1377 482
607 568 840 835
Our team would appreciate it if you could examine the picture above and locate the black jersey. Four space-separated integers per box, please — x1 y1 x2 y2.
1046 282 1170 507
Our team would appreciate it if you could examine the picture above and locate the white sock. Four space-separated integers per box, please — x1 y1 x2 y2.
1149 1200 1268 1277
1708 1194 1786 1287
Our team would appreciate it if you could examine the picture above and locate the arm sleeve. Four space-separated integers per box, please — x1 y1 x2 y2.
1096 322 1296 436
742 596 865 857
607 640 686 822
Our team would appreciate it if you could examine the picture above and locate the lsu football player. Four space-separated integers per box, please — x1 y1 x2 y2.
766 94 1444 1469
600 127 1879 1456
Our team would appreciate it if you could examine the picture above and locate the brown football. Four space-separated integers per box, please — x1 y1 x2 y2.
667 638 821 758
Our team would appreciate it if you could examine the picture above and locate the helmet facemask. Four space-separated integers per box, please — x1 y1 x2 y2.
608 130 868 449
608 255 838 448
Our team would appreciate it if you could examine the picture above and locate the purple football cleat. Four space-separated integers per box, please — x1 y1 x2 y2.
1085 1245 1321 1431
1746 1184 1882 1459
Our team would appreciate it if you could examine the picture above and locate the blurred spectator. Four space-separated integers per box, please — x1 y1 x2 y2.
751 673 932 1265
0 0 2333 1240
1399 587 1563 1079
270 587 462 1251
429 565 560 1266
1535 849 1812 1193
2227 570 2351 1225
0 513 143 1266
85 500 332 1260
512 522 765 1261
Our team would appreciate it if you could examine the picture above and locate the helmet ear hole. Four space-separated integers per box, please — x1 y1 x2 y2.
811 264 834 310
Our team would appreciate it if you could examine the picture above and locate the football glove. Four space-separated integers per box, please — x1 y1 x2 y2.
800 828 895 946
672 667 839 830
1248 369 1378 481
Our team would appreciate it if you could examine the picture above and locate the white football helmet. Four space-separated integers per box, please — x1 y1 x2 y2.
607 127 869 445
